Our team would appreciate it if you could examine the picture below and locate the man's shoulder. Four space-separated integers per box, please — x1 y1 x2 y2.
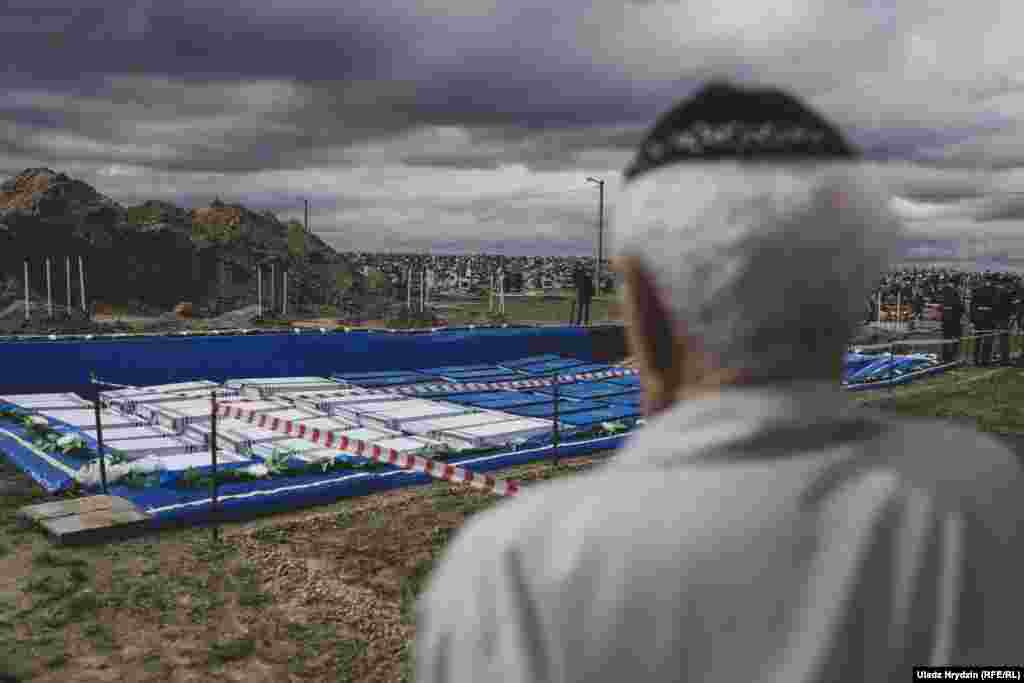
875 415 1024 526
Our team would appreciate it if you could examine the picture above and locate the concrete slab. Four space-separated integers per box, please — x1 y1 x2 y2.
18 495 152 545
19 495 135 522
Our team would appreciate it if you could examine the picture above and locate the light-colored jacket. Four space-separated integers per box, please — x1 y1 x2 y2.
416 381 1024 682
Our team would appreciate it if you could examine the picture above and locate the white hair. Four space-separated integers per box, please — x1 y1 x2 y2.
611 161 905 382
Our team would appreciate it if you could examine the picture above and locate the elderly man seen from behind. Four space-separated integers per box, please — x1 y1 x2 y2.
415 82 1024 683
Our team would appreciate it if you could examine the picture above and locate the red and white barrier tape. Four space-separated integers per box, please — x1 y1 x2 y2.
372 367 640 396
215 403 520 497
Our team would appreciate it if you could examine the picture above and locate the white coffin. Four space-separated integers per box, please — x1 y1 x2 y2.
185 422 292 454
333 427 403 443
102 380 219 399
36 409 144 430
250 438 337 464
399 410 518 436
348 399 477 431
434 417 554 450
288 389 383 412
0 393 92 410
309 393 402 413
242 408 324 431
102 435 206 460
225 376 333 389
103 388 238 415
369 436 440 455
82 425 179 441
150 398 284 432
158 451 249 471
241 382 344 399
287 416 360 439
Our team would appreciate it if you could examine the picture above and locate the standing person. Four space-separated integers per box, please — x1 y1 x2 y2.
994 283 1014 365
940 281 963 363
573 263 593 326
971 280 995 366
415 81 1024 683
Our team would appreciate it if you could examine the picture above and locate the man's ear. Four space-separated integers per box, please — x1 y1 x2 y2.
616 256 684 416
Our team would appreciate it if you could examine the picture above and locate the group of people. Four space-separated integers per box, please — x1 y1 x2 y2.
866 268 1024 365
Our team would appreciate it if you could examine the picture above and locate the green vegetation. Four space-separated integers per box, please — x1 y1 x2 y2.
125 204 163 226
365 267 390 295
283 621 367 680
855 366 1024 434
190 222 241 244
385 305 443 329
286 220 307 260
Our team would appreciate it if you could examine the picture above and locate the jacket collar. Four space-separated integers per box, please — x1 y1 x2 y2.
617 380 875 468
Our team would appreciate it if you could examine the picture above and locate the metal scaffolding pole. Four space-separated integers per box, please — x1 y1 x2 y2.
79 256 86 313
65 256 72 317
46 257 53 318
23 258 30 320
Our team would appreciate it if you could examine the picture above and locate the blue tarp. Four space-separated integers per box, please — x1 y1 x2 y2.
415 364 502 376
431 391 506 403
438 372 525 383
416 368 496 379
541 381 636 400
334 370 430 381
506 399 605 418
132 434 627 527
551 362 618 375
508 359 588 375
496 354 563 369
845 354 935 384
556 405 641 427
457 391 556 409
0 327 596 396
602 393 642 406
352 375 442 387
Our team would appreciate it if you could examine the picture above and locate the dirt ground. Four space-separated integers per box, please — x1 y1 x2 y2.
0 453 606 683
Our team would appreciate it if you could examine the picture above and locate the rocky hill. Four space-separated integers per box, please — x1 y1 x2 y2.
0 168 358 317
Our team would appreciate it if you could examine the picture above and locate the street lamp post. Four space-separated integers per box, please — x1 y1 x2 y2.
586 177 605 295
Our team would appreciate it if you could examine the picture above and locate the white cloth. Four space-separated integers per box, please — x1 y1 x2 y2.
416 382 1024 682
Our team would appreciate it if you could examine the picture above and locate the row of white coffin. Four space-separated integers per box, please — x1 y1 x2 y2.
2 388 557 463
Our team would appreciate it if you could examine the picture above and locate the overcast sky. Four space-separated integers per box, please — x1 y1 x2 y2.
2 1 1024 266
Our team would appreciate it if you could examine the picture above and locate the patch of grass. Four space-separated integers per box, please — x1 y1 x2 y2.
0 542 9 558
207 636 256 666
871 367 1024 434
45 651 69 669
232 564 271 609
190 537 233 563
365 510 386 530
334 509 354 528
142 652 167 674
83 622 116 651
400 556 439 626
400 641 416 683
284 621 367 679
33 549 89 570
104 572 175 616
431 491 501 518
40 589 103 628
250 525 290 544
